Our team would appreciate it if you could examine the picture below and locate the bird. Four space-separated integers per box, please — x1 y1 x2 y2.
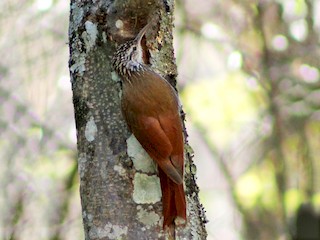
111 22 187 232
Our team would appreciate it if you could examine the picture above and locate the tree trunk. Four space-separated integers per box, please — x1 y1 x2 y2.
68 0 207 239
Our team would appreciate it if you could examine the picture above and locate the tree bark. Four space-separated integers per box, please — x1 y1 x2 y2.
68 0 207 239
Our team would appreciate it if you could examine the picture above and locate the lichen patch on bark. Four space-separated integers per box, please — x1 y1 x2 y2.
113 164 127 177
133 173 161 204
88 223 128 239
69 46 86 76
85 116 97 142
70 2 84 33
78 153 88 178
127 134 157 173
137 206 161 229
69 2 86 77
115 19 124 29
111 71 121 82
186 194 203 239
83 21 98 51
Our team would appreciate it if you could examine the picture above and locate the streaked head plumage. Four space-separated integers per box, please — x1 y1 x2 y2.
112 22 153 77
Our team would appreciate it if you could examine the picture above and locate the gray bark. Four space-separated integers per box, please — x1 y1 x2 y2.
68 0 207 239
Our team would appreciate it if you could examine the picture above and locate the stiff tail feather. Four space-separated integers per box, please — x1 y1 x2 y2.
159 168 187 229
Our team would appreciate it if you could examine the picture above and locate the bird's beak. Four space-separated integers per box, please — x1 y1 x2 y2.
135 21 153 43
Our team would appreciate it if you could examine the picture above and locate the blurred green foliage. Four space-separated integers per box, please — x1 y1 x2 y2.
182 73 264 148
176 0 320 239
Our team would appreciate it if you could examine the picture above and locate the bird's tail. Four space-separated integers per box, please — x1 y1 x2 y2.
159 168 187 230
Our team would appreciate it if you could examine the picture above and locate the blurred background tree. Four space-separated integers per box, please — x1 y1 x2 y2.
1 0 319 239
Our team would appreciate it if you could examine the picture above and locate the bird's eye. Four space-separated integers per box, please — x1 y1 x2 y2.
132 46 137 51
